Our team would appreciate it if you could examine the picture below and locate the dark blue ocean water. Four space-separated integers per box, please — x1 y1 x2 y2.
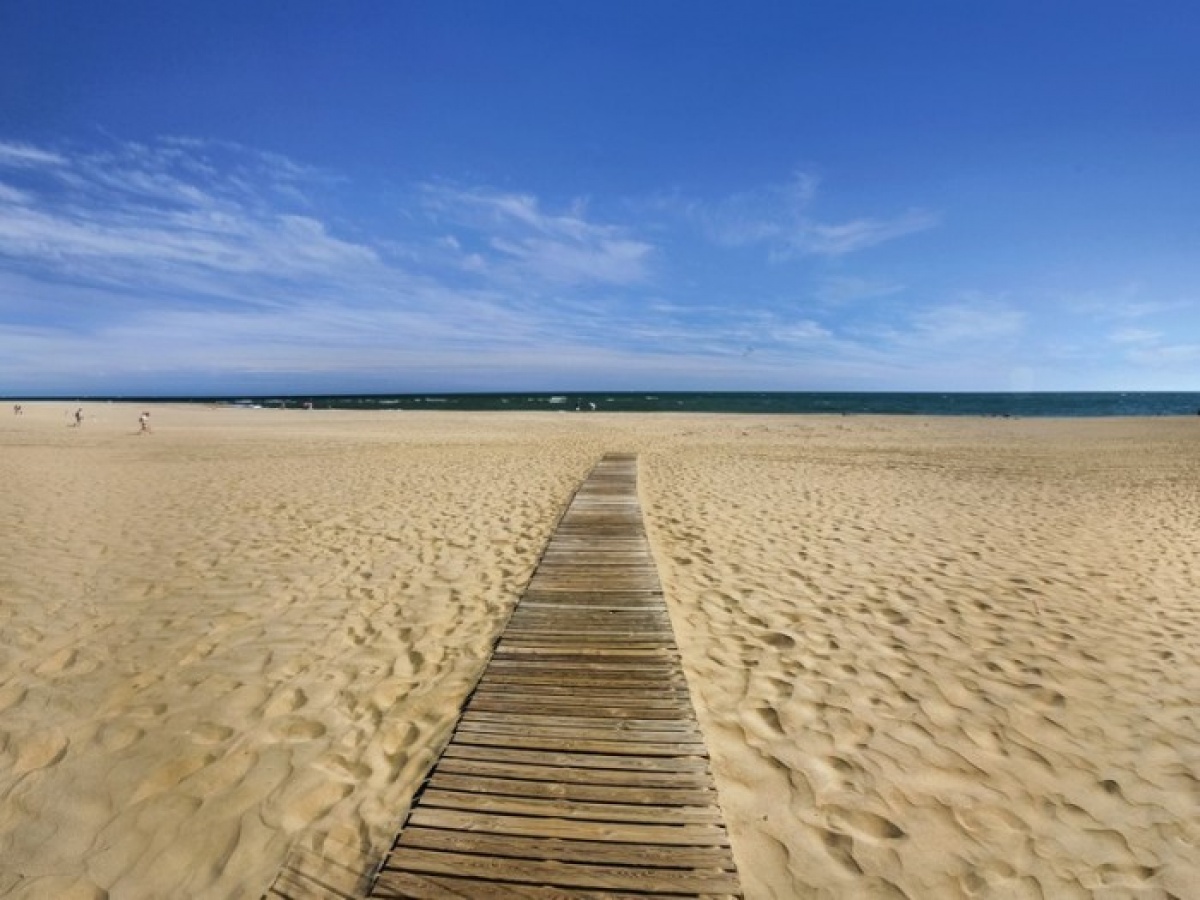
132 391 1200 416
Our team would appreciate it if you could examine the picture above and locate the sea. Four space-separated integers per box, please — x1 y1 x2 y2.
84 392 1200 417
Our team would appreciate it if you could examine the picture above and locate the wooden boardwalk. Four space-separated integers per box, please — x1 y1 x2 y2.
369 453 741 899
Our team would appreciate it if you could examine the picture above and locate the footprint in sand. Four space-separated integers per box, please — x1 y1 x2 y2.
265 687 308 717
190 722 235 745
827 805 907 841
316 752 372 782
128 702 168 718
268 773 356 831
816 827 864 875
268 717 327 743
763 631 795 650
131 751 218 804
1096 862 1159 887
98 721 144 751
0 685 27 714
34 647 81 676
748 705 785 737
14 731 69 774
1098 777 1125 798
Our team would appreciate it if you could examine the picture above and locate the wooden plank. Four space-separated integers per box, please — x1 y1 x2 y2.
506 614 669 626
456 718 701 741
468 696 691 720
474 677 690 695
405 808 732 846
503 626 673 638
495 643 675 654
484 653 679 667
380 848 742 895
460 710 702 733
503 618 673 630
482 666 682 680
524 582 662 593
425 772 719 807
501 627 673 636
398 826 730 870
471 681 692 700
503 623 671 632
434 757 715 789
479 669 684 685
447 731 707 757
520 593 664 604
417 789 725 825
441 743 711 773
464 699 695 721
373 870 698 900
468 691 692 711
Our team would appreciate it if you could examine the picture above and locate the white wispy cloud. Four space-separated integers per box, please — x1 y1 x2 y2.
815 275 906 306
791 209 939 257
1109 327 1161 345
692 172 819 247
907 300 1026 345
0 141 67 168
420 184 654 286
686 171 938 259
0 182 30 204
1125 342 1200 367
0 139 381 303
823 294 1034 388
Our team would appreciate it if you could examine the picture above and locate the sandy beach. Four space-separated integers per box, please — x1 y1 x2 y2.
1 404 1197 899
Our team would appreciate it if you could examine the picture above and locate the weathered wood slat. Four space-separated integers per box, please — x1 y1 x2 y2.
469 688 691 707
441 743 712 772
474 677 690 695
456 719 702 743
404 808 732 846
472 679 690 697
447 731 707 757
417 789 726 825
505 617 672 629
434 757 716 789
379 848 741 894
503 627 673 638
425 772 719 807
484 652 679 666
460 710 702 733
374 870 703 900
396 827 730 869
507 614 670 625
367 454 741 898
465 700 693 721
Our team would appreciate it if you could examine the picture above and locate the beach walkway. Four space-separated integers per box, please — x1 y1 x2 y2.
367 453 741 898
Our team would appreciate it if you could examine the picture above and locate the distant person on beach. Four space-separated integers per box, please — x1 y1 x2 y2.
12 404 20 415
74 408 83 427
139 412 151 434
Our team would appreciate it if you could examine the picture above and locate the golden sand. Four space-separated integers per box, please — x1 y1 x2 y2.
1 404 1197 898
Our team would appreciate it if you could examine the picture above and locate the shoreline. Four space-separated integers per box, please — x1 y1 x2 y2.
2 405 1197 897
6 388 1200 420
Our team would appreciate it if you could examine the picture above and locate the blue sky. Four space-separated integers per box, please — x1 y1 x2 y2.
2 2 1199 394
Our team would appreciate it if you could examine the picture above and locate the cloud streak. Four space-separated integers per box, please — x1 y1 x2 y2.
420 185 654 286
0 140 379 300
688 172 939 259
